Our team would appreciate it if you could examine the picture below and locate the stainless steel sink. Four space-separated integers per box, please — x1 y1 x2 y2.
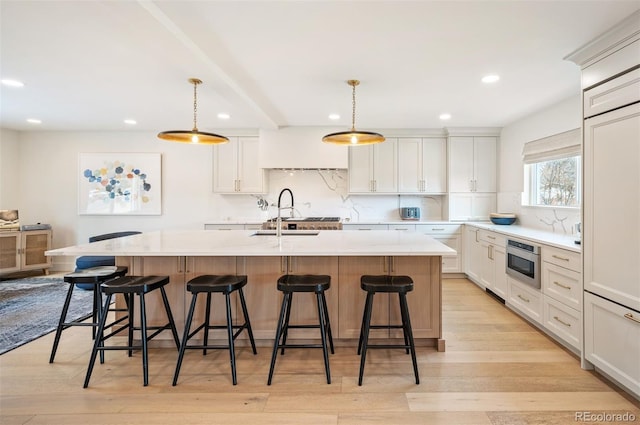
252 230 320 236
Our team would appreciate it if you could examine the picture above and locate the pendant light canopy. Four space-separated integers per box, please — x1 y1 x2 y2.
158 78 229 145
322 79 385 146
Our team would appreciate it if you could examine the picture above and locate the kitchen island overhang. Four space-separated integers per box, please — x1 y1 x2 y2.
47 230 454 351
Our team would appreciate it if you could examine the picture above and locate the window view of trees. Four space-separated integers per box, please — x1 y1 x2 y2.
534 156 579 207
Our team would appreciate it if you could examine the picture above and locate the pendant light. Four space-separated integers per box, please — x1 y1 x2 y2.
322 79 385 146
158 78 229 145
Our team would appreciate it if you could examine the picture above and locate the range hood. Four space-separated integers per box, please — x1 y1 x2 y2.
259 127 348 169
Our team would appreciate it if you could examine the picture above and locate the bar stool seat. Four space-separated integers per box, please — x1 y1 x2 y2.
49 266 128 363
173 275 257 386
83 275 180 387
268 274 334 385
358 274 419 386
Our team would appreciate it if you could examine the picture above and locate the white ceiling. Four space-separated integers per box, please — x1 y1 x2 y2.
1 1 638 133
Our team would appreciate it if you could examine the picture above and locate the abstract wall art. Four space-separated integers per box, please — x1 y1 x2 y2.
78 153 161 215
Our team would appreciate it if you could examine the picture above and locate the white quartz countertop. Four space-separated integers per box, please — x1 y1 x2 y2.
46 230 456 257
465 222 581 252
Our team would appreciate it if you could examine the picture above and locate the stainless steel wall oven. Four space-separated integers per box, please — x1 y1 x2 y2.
506 238 540 289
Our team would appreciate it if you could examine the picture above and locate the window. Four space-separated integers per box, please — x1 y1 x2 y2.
522 128 581 208
528 156 580 207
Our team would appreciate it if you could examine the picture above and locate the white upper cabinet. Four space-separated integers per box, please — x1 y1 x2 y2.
397 137 446 194
348 138 397 193
448 136 496 193
213 137 267 194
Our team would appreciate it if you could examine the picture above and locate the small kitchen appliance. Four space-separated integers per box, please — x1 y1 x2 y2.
506 238 541 289
400 207 420 220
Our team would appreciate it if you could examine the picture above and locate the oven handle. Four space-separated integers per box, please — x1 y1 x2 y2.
506 245 539 262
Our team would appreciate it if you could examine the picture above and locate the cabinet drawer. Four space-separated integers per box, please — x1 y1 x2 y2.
342 224 389 231
542 246 580 272
584 292 640 397
542 262 582 310
584 67 640 118
389 224 416 231
416 224 461 235
479 230 506 247
543 295 581 351
507 277 542 324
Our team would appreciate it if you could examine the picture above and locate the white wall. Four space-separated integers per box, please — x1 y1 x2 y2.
498 95 582 233
0 128 20 209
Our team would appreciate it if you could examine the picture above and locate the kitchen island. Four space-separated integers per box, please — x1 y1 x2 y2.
46 230 455 350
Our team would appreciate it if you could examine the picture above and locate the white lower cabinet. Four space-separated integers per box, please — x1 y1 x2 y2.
478 230 507 298
584 291 640 398
507 276 542 325
464 226 482 283
416 224 462 273
342 224 389 231
543 296 581 351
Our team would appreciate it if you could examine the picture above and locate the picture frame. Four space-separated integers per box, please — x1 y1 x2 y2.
78 152 162 215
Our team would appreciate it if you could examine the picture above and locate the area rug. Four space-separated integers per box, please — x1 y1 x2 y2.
0 277 93 355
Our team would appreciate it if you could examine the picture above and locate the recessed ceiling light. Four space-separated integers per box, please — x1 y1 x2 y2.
481 74 500 84
26 118 41 124
124 119 137 125
439 113 452 120
217 113 230 120
328 113 340 120
1 79 25 87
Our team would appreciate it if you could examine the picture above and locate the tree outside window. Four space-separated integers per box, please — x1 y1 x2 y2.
531 156 580 207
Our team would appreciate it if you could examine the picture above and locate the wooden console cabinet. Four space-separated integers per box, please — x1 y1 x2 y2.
0 230 52 276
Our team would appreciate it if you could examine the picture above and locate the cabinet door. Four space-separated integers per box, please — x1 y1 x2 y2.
584 292 640 398
338 256 388 338
372 139 397 193
492 244 507 298
397 138 422 193
213 139 239 193
237 137 265 193
20 231 52 271
0 233 21 274
448 136 475 192
465 226 482 283
479 240 494 291
284 256 339 339
239 256 285 339
584 103 640 311
390 256 441 339
473 137 496 192
422 137 446 193
348 145 374 193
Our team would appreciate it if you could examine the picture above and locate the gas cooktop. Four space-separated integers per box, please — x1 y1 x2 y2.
265 217 341 222
263 217 342 230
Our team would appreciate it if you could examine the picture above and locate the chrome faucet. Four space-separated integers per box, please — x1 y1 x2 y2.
276 188 294 238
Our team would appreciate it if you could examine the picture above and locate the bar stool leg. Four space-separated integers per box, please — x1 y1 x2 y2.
321 291 335 354
268 292 290 385
316 292 331 384
49 283 76 363
127 294 135 357
139 292 149 387
238 288 257 354
280 292 293 355
225 292 238 385
173 293 198 386
203 292 212 355
159 287 180 348
84 293 113 388
397 293 410 354
400 293 419 384
358 291 375 386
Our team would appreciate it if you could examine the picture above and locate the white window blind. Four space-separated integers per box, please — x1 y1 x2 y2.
522 128 581 164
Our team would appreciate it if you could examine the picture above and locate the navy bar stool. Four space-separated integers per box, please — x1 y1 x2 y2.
83 275 180 387
268 274 334 385
49 266 128 363
358 274 419 386
173 275 257 386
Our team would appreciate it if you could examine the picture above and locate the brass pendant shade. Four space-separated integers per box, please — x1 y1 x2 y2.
322 80 385 146
157 78 229 145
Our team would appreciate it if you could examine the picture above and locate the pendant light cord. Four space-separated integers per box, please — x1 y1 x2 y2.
351 82 357 132
192 81 199 132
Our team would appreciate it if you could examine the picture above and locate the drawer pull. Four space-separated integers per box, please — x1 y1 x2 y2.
552 254 570 261
517 294 530 303
624 313 640 324
431 228 445 231
553 280 571 290
487 235 496 240
395 228 409 231
553 316 571 327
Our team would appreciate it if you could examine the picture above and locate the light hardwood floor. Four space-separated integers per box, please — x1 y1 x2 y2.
1 278 638 425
